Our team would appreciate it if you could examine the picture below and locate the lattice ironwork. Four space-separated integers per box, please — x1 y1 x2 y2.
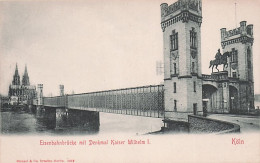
43 85 164 118
43 96 65 108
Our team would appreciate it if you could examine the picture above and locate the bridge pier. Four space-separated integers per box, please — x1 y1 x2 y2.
68 110 99 130
35 106 56 129
55 108 69 129
34 106 100 133
55 109 99 133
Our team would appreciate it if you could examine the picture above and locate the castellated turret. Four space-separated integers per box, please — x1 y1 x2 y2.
220 21 254 43
160 0 202 32
221 20 254 110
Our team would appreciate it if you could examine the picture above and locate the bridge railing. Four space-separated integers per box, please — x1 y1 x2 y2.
202 74 212 80
67 85 164 117
202 72 229 81
43 96 65 108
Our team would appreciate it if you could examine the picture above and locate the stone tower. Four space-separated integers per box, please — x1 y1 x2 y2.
59 85 64 96
12 63 20 85
221 21 254 110
22 65 30 86
37 84 43 106
161 0 203 120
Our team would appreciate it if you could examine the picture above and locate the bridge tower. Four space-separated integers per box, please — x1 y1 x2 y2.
59 85 64 96
37 84 43 106
161 0 202 120
221 21 254 110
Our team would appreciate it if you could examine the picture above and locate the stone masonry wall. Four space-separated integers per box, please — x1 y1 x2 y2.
188 115 240 133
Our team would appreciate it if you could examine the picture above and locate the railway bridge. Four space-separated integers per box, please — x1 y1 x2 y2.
33 85 165 118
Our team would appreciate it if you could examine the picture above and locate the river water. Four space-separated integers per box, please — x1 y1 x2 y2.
0 107 163 136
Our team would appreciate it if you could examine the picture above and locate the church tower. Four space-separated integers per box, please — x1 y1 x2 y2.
12 63 20 85
22 65 30 86
161 0 203 120
221 21 254 110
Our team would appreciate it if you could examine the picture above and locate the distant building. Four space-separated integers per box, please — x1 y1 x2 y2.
0 95 9 108
8 64 36 105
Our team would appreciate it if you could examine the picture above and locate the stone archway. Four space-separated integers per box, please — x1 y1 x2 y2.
229 85 239 113
202 84 218 113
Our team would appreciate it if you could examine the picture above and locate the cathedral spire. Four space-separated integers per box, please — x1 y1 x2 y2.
12 63 20 85
14 63 19 76
22 64 30 86
24 64 28 76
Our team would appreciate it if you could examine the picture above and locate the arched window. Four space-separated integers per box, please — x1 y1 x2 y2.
192 62 195 73
170 30 178 51
190 27 197 49
247 47 251 68
231 48 238 63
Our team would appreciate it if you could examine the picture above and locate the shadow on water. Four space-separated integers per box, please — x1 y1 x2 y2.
1 106 99 135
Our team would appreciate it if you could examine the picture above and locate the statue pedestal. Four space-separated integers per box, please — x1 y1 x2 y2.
211 71 228 81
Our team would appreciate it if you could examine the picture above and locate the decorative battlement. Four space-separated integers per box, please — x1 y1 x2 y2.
160 0 202 31
161 0 201 18
220 21 253 48
160 2 180 18
221 27 241 38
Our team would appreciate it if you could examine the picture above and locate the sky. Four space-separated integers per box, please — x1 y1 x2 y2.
0 0 259 96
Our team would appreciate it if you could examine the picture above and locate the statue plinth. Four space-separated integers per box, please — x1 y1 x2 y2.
210 71 228 81
211 71 228 76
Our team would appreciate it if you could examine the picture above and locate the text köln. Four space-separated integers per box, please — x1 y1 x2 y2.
232 138 244 145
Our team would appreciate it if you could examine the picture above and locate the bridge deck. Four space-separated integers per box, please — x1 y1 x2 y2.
68 106 164 118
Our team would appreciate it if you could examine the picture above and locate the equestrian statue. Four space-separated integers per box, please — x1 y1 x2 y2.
209 49 230 72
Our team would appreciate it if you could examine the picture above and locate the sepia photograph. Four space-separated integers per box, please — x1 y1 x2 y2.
0 0 260 162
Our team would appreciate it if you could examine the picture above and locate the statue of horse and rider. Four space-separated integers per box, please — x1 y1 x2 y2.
209 49 230 72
